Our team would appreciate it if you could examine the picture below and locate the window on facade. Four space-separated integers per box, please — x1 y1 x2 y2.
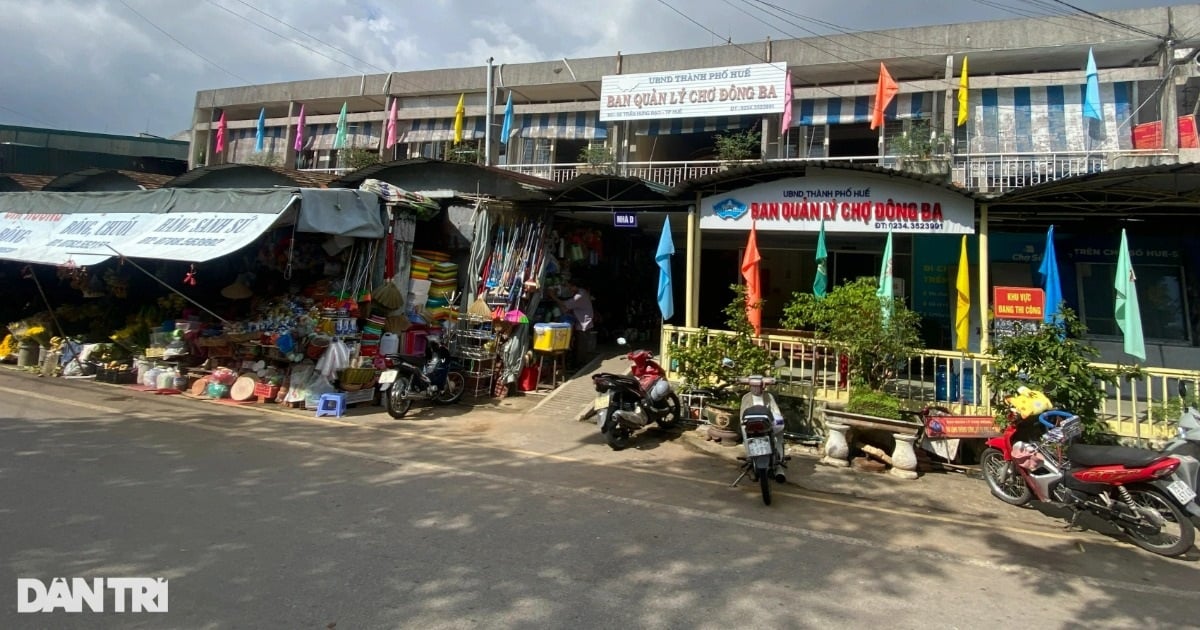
519 138 553 165
1077 262 1189 342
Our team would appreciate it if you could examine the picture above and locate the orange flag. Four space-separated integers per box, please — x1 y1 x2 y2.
870 62 899 130
741 221 763 335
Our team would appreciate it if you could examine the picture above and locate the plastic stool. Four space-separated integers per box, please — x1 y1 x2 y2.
316 392 347 418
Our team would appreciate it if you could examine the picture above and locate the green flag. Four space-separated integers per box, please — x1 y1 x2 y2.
813 220 828 299
333 102 348 149
876 231 894 324
1115 229 1146 361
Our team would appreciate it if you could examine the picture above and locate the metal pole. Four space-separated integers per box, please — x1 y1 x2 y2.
977 204 990 354
484 57 495 166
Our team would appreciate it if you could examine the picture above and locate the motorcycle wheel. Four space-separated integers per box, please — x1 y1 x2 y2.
603 426 632 450
1119 485 1195 557
759 469 772 505
981 448 1032 506
434 371 466 405
385 380 414 419
654 393 683 429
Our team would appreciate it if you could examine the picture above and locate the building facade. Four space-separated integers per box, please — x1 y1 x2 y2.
187 6 1200 366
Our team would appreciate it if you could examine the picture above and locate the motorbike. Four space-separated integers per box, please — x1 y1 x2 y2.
591 338 681 450
981 387 1198 557
1162 382 1200 522
731 374 788 505
379 335 465 419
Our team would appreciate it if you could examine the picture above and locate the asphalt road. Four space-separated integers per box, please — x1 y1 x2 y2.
1 370 1197 629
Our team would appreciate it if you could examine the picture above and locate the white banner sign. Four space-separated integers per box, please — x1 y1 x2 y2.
699 168 975 234
600 63 787 122
0 210 284 266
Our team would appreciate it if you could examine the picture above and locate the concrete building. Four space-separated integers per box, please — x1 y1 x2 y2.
1 124 188 181
187 6 1200 365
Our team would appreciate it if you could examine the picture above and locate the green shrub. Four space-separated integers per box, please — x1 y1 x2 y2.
668 284 775 406
846 387 903 420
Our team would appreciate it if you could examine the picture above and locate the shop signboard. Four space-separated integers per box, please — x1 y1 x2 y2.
699 167 974 234
613 211 637 228
0 209 287 266
600 63 788 122
992 286 1045 320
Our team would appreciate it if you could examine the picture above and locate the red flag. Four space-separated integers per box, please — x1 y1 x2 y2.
870 62 899 130
741 221 763 336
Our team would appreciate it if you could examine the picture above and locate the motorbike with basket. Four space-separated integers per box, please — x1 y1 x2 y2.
981 386 1199 557
590 338 682 450
731 372 789 505
379 335 465 419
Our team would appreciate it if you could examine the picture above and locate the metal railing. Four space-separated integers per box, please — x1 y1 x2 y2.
660 325 1199 442
498 150 1178 192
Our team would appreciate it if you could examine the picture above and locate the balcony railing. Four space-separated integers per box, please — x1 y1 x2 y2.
499 150 1177 193
660 325 1198 443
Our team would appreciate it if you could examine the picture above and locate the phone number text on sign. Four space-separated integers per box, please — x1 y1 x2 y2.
874 222 945 231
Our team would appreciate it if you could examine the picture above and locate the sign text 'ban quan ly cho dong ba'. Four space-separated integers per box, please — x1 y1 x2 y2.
600 63 788 121
698 168 976 235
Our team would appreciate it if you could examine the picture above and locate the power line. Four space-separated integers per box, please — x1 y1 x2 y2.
0 103 56 128
117 0 251 84
653 0 769 64
204 0 363 75
224 0 427 94
1045 0 1165 40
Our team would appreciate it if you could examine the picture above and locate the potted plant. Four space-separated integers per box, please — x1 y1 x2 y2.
714 127 761 167
782 277 924 475
339 146 383 170
889 120 952 178
578 143 615 174
667 285 775 433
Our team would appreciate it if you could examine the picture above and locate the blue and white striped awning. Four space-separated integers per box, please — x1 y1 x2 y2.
513 112 607 140
634 115 760 136
399 117 487 143
795 93 928 126
304 122 381 151
962 82 1133 153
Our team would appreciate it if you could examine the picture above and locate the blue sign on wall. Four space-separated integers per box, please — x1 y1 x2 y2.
614 211 638 228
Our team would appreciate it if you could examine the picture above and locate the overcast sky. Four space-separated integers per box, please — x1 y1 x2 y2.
0 0 1189 138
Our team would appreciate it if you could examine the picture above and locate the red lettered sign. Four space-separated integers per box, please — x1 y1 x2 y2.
993 286 1045 320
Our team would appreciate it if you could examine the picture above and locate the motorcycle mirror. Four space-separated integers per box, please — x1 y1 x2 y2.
617 337 628 346
722 357 735 368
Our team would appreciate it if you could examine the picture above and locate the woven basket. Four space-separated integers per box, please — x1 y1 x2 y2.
385 315 411 333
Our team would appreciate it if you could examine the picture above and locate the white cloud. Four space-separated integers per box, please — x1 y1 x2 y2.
0 0 1178 137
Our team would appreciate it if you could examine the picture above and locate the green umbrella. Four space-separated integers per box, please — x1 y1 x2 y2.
876 231 894 324
333 102 348 149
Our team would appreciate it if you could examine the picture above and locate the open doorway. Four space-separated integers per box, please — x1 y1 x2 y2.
828 123 879 160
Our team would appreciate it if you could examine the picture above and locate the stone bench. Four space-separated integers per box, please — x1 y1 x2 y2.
820 408 924 479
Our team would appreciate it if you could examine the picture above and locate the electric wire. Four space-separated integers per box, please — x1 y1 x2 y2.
116 0 251 84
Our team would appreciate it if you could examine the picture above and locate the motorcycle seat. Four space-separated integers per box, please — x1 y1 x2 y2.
1067 443 1166 468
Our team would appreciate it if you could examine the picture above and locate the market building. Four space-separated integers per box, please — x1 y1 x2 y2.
176 6 1200 369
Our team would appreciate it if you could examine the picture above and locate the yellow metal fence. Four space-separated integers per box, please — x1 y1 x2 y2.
660 325 1200 442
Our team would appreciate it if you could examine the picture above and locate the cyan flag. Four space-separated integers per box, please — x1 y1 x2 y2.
1115 229 1146 361
1039 225 1063 325
813 220 828 299
1083 48 1102 121
656 216 675 320
500 92 514 145
254 108 265 153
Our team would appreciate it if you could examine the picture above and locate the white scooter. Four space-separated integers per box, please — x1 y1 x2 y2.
732 367 788 506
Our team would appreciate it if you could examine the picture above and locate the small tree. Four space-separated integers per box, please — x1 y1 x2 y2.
340 147 382 171
987 308 1125 444
578 143 615 174
889 119 952 161
242 152 283 167
714 128 760 164
782 277 922 393
446 145 481 164
668 284 775 405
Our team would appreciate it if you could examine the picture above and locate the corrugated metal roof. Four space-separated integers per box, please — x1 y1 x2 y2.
669 161 978 199
0 173 55 191
549 174 683 207
333 157 556 191
162 164 338 188
41 168 175 191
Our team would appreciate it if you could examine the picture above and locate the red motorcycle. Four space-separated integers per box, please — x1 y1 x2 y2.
981 388 1197 557
590 339 681 450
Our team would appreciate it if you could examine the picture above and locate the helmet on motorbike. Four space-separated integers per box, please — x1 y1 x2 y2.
648 377 671 402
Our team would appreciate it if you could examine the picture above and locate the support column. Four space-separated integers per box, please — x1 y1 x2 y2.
377 96 391 161
1162 41 1180 152
977 203 990 354
685 195 702 328
943 55 955 141
284 101 298 169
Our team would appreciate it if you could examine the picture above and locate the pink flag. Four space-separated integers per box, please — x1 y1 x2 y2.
293 104 306 152
780 69 793 134
215 111 227 154
386 98 398 149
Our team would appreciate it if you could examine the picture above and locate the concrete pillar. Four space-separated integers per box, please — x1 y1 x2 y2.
943 55 956 141
977 204 990 354
685 196 702 328
1162 41 1180 151
284 101 298 169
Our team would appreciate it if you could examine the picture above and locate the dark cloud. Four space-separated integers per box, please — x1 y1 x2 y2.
0 0 1181 137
